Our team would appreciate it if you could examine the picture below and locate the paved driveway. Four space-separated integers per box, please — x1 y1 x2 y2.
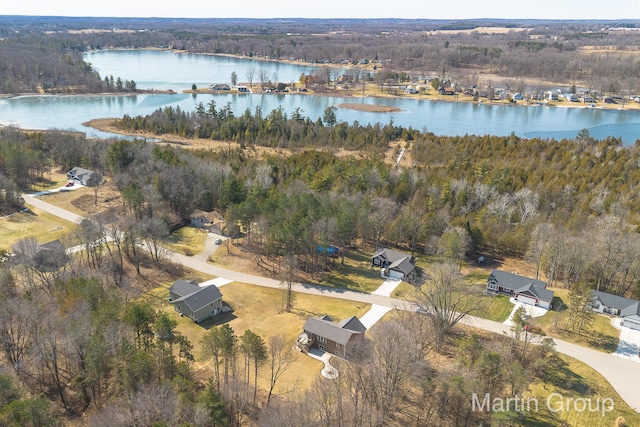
503 299 549 326
613 318 640 363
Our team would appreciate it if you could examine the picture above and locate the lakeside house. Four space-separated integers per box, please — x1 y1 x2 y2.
486 270 554 309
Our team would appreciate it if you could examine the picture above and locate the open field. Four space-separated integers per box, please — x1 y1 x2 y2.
142 281 371 394
38 182 123 217
0 206 78 251
167 227 207 256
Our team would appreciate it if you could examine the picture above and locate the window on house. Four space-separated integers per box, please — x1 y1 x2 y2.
318 336 327 343
336 343 341 349
319 344 325 351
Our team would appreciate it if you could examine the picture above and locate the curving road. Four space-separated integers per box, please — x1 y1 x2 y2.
22 194 640 413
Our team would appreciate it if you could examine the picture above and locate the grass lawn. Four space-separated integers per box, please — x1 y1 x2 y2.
167 227 206 256
524 353 640 426
141 281 371 395
310 249 386 293
40 187 94 216
0 207 78 251
475 294 516 322
30 170 69 191
533 288 620 353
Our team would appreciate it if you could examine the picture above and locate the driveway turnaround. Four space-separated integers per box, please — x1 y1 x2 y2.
503 299 549 326
22 194 640 413
307 348 339 379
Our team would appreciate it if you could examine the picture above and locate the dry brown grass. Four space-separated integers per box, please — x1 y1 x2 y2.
144 280 371 396
39 182 123 217
0 207 78 251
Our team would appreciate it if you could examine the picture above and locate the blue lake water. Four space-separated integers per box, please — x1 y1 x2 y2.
0 49 638 144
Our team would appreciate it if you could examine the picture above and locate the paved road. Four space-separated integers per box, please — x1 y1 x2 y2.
21 194 640 412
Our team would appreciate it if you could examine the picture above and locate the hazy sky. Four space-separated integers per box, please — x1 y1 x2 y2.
2 0 639 20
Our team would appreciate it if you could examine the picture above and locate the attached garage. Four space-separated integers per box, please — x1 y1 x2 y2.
622 315 640 331
516 294 538 306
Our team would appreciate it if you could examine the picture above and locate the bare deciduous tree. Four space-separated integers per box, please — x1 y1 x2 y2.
415 261 480 350
266 335 294 406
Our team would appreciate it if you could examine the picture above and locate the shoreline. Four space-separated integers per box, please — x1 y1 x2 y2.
2 48 636 112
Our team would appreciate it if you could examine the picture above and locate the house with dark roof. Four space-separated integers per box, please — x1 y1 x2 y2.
371 248 416 280
486 270 554 309
190 209 225 234
66 167 102 187
298 315 366 358
169 279 223 323
592 290 640 330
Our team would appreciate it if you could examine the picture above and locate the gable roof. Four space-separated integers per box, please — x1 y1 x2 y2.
338 316 367 332
304 315 367 346
190 209 223 222
172 285 223 313
372 248 416 275
621 302 640 318
592 290 638 312
169 279 200 298
489 270 553 302
515 283 554 303
68 167 98 180
489 270 546 291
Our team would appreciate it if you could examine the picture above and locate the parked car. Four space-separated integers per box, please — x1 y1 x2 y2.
65 181 74 187
214 238 222 245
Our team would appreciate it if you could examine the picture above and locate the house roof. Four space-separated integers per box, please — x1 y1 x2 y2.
338 316 367 332
190 209 223 223
169 279 200 298
592 290 638 312
621 302 640 318
39 239 65 253
68 167 98 180
515 283 555 303
303 315 367 346
489 270 553 302
172 285 223 313
388 256 416 276
372 248 416 275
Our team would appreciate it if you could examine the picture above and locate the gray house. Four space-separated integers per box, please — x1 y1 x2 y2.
190 210 225 234
298 315 367 358
169 279 223 323
371 248 416 280
67 167 102 187
486 270 554 309
592 290 640 330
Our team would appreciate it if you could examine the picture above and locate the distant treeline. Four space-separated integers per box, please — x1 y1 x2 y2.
1 17 640 95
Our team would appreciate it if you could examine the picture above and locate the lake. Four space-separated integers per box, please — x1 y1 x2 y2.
0 49 638 144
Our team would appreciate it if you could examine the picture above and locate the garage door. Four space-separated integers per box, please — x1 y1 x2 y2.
622 319 640 331
516 294 537 306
